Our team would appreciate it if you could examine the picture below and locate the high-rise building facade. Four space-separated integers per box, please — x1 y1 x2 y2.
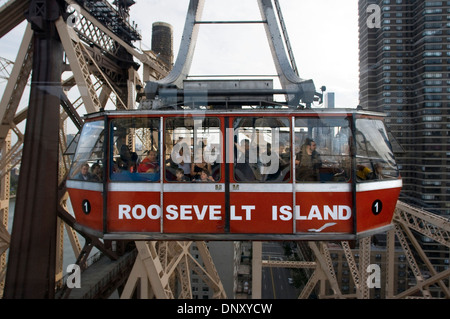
359 0 450 215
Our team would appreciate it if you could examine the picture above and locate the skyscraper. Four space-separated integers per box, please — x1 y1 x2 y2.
359 0 450 215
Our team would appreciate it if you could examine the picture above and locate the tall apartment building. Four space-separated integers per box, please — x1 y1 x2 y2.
359 0 450 215
326 242 410 299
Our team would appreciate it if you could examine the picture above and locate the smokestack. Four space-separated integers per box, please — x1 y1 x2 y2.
151 22 173 67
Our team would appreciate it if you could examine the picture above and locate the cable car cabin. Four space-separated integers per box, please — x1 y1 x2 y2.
66 108 402 241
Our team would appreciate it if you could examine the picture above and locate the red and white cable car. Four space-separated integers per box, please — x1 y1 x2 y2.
65 0 402 241
66 100 402 241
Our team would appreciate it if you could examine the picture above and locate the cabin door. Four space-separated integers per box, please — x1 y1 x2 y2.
226 116 294 235
162 116 226 234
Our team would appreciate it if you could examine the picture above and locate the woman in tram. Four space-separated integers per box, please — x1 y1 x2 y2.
138 150 159 173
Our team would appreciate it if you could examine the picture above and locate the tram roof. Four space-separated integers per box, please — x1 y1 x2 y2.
83 107 386 120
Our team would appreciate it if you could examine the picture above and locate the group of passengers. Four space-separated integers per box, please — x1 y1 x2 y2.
167 141 218 182
115 143 160 174
233 137 386 182
234 139 291 182
110 138 218 182
295 138 386 182
242 137 324 182
111 143 161 181
89 137 325 183
74 162 103 182
73 137 386 183
232 137 322 182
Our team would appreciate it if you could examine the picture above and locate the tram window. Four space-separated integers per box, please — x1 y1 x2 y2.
233 117 290 182
355 119 399 181
165 117 221 182
295 117 351 182
110 118 160 182
69 121 105 182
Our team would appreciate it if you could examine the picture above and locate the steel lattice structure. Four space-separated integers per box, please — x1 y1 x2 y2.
255 202 450 299
0 0 449 299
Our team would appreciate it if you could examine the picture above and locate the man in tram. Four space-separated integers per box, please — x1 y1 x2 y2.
75 163 93 181
295 138 322 182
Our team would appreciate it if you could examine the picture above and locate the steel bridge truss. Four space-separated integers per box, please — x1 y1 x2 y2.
0 0 170 298
120 241 226 299
0 0 449 299
254 201 450 299
0 0 229 300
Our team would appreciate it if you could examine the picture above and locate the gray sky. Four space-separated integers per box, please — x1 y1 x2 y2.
0 0 359 110
129 0 359 108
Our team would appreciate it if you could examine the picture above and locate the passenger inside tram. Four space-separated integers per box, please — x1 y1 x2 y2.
357 164 372 180
137 149 160 181
233 117 291 183
175 168 189 182
137 150 158 173
191 146 213 181
173 141 191 176
75 163 93 181
90 162 102 182
164 117 221 183
293 117 357 183
113 161 149 181
112 142 159 182
119 141 138 173
205 142 221 181
295 138 322 182
196 168 215 182
354 117 400 181
234 139 258 182
373 162 386 180
356 162 388 181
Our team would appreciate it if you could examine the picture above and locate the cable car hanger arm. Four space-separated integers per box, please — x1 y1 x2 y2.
144 0 316 108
